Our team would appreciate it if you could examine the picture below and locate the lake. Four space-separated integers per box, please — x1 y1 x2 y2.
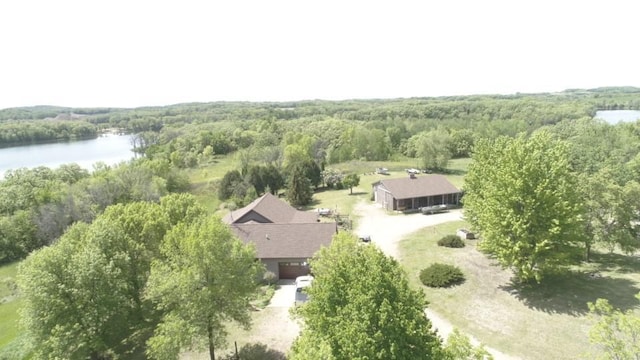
0 134 136 178
594 110 640 124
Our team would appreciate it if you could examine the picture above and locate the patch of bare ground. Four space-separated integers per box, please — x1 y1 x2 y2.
181 286 299 359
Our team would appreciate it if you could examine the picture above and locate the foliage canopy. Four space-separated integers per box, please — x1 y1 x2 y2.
290 233 443 360
463 131 584 282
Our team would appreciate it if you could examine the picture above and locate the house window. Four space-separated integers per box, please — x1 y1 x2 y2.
280 262 304 266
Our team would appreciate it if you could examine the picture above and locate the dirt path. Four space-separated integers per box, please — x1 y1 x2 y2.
354 201 519 360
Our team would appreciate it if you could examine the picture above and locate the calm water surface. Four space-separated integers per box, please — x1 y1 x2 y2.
594 110 640 124
0 134 135 178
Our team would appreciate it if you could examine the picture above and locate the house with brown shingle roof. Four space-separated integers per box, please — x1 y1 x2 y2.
224 193 336 279
223 193 319 224
372 174 461 211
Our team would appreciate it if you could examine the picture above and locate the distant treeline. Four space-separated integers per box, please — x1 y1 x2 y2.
0 121 98 146
1 87 639 147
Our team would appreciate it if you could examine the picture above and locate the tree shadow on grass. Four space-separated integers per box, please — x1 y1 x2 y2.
499 270 640 316
439 168 467 176
590 252 640 274
221 342 286 360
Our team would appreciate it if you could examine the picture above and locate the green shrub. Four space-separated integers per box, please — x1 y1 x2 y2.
252 285 276 309
437 234 466 248
262 271 277 285
420 263 465 287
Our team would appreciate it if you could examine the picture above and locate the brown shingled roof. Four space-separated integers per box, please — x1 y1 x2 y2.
230 222 337 259
376 174 460 199
223 193 318 224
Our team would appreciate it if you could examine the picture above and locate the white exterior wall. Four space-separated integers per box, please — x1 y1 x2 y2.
373 183 394 211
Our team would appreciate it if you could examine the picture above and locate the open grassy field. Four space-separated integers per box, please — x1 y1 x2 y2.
0 262 22 350
399 221 640 359
326 157 469 189
185 155 240 214
187 155 470 218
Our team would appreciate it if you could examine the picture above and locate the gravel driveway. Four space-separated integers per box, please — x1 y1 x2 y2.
268 280 296 308
353 201 518 360
354 201 464 259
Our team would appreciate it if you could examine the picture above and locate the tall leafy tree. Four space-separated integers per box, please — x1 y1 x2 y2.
580 169 640 260
18 194 205 358
262 164 285 195
290 233 443 359
448 128 475 158
145 215 263 360
406 130 453 171
342 173 360 195
463 131 584 282
218 170 243 201
286 164 313 206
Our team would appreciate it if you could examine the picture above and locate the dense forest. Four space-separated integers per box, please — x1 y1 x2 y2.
1 87 639 147
2 87 640 358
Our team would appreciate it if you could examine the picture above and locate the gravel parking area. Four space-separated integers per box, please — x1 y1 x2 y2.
354 201 464 259
354 201 517 360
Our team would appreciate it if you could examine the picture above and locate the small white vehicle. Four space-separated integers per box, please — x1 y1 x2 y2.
295 275 314 304
317 208 332 216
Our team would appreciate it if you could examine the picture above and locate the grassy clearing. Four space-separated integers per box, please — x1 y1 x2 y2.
328 157 469 189
0 262 22 350
399 222 640 359
186 155 470 218
185 155 240 215
308 157 470 228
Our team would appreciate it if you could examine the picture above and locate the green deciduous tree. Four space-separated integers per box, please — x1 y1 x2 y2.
18 194 205 358
0 210 38 263
443 329 493 360
587 293 640 360
580 169 640 260
145 215 263 360
463 131 584 282
18 223 127 359
290 233 443 360
448 129 476 158
407 130 453 171
342 173 360 194
328 126 391 163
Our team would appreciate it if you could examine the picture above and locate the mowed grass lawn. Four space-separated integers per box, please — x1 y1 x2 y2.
0 262 21 349
187 154 469 219
400 221 640 359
